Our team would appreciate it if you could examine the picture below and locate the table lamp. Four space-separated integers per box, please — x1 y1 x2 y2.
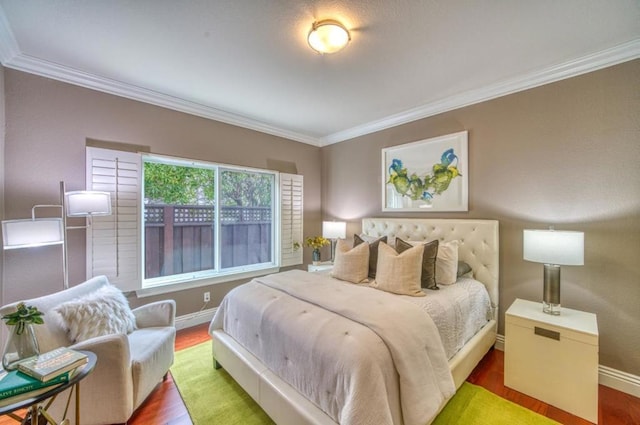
523 229 584 315
322 221 346 263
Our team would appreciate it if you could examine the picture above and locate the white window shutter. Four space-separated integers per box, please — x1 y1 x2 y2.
86 147 142 291
280 173 303 267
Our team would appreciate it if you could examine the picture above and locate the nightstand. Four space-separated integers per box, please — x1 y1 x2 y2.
505 298 598 423
307 262 333 273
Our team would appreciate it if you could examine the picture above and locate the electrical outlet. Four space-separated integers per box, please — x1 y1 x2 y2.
203 291 210 303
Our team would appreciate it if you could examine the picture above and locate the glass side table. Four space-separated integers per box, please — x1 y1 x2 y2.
0 350 97 425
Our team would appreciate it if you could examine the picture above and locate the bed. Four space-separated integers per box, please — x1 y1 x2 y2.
209 218 499 425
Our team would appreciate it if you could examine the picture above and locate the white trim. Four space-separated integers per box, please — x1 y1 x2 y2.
4 54 318 146
136 267 280 298
175 307 217 331
498 333 640 398
495 333 505 351
599 365 640 398
0 0 638 147
320 39 640 145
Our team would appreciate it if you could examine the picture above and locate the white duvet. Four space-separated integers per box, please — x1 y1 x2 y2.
211 270 456 425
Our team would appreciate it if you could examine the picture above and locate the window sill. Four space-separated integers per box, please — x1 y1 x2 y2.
135 266 280 298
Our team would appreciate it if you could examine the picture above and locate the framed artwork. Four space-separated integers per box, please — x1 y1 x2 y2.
382 131 468 212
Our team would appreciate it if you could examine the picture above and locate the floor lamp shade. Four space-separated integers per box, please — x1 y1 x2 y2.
523 229 584 315
65 191 112 217
2 218 64 249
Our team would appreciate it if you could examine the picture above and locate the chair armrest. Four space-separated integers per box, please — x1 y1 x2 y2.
70 333 134 419
132 300 176 328
71 333 132 368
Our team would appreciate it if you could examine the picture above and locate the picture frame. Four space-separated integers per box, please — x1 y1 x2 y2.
382 131 468 212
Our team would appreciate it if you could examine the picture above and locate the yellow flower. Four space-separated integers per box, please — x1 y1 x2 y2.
304 236 330 250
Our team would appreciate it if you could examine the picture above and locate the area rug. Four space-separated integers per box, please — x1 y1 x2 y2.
171 341 559 425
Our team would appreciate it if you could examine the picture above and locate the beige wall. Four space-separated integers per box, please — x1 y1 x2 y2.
2 69 322 315
321 60 640 375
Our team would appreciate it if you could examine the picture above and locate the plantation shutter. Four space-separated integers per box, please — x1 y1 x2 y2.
280 173 303 267
86 147 142 291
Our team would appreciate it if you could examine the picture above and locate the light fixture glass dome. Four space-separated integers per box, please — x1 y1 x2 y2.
308 20 351 54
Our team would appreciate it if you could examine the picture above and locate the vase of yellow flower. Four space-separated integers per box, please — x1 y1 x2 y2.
304 236 330 265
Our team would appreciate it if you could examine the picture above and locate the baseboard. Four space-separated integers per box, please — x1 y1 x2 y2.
175 307 218 330
599 365 640 398
495 334 505 351
496 333 640 398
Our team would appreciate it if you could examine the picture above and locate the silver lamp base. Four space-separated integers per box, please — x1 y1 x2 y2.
330 239 337 263
543 264 561 315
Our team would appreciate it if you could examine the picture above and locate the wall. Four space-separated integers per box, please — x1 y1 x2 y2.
321 60 640 375
0 65 5 310
2 69 322 315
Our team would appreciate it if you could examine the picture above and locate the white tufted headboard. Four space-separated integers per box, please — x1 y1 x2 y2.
362 218 499 317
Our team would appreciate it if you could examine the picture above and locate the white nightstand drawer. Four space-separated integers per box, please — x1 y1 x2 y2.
504 299 598 423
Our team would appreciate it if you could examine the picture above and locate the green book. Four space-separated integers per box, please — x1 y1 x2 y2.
0 369 69 400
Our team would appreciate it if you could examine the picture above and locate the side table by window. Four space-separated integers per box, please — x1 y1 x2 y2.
0 350 97 425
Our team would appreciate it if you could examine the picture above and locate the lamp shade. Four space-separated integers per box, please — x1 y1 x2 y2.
2 218 64 249
65 191 111 217
523 229 584 266
322 221 346 239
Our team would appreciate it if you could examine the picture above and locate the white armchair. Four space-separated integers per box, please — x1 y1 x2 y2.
0 275 176 425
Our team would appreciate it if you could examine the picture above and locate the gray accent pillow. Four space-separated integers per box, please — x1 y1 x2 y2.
457 261 473 277
395 238 439 290
353 234 387 279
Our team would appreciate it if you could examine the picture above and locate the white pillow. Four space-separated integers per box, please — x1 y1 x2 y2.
400 239 460 285
372 242 425 297
330 239 370 283
436 240 459 285
54 284 137 343
357 233 395 247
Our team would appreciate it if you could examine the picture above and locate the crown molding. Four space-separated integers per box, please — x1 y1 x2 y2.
320 39 640 146
1 1 637 150
1 53 321 147
6 54 321 146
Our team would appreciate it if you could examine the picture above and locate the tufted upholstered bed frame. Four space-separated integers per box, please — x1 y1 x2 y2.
211 218 499 425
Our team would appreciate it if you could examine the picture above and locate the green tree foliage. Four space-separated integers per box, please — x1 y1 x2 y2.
144 162 215 205
221 171 272 207
144 162 273 207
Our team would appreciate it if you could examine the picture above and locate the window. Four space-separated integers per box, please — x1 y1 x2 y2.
143 156 277 286
86 146 302 293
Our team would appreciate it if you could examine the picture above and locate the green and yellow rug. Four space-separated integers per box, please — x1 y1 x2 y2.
171 342 559 425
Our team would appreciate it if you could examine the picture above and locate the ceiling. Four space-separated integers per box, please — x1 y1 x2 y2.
0 1 638 146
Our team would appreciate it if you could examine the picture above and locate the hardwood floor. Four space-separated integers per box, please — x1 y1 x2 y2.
2 323 636 424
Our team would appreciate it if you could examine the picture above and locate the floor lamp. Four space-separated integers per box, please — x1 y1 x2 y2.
2 181 111 289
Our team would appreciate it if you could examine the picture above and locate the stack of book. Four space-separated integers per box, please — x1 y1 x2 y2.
0 347 88 405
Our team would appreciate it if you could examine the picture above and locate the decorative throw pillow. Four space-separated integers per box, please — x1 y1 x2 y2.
395 238 439 290
436 241 459 285
330 239 370 284
54 284 137 344
372 242 425 297
457 261 473 278
353 234 388 279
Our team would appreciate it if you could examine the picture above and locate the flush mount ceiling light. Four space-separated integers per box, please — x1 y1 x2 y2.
308 19 351 54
